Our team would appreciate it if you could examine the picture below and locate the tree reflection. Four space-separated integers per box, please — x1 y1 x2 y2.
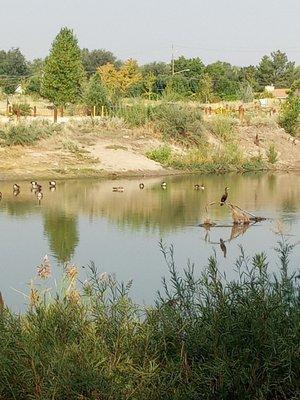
43 212 79 264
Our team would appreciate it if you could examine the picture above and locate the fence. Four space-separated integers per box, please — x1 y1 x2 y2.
0 101 279 123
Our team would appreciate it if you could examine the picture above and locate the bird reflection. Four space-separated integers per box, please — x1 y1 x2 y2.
219 238 227 258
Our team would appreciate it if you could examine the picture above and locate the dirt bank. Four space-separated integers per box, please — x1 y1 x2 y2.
0 118 299 180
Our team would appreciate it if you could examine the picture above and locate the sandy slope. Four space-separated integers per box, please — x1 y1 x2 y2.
0 123 299 180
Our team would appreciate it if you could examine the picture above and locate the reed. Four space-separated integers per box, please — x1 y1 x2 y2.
0 239 299 399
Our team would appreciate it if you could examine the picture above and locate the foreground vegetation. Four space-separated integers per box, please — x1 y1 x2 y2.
0 239 299 399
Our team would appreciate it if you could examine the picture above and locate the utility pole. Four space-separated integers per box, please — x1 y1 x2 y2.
171 44 175 76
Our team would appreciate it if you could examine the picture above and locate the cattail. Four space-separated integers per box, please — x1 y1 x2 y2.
66 264 78 281
67 289 80 304
37 255 51 279
29 287 40 307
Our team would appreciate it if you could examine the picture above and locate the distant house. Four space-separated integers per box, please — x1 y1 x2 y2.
15 84 24 95
265 85 289 101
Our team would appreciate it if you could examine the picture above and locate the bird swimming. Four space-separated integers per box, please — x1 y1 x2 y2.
49 181 56 188
139 183 145 189
13 184 20 191
112 187 124 192
194 183 205 190
31 181 38 189
220 187 229 206
161 182 167 189
37 191 43 200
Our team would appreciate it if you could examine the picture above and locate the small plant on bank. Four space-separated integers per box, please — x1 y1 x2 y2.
146 145 172 164
267 143 278 164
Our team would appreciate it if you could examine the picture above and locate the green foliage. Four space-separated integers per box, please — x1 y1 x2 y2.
25 75 42 96
11 103 31 116
267 144 278 164
205 61 240 100
81 48 119 77
279 96 300 136
152 104 204 144
238 82 254 102
146 145 172 164
196 73 214 102
0 121 61 146
83 73 110 114
0 48 29 94
207 115 238 140
42 27 85 106
43 212 79 263
116 103 153 127
0 241 299 399
242 154 266 171
257 50 295 89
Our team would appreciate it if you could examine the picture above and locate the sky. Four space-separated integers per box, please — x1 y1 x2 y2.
0 0 299 66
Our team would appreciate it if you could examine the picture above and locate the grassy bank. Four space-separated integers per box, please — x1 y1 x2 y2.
0 102 298 179
0 240 299 399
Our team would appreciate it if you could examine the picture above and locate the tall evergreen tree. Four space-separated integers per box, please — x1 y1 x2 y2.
42 27 85 105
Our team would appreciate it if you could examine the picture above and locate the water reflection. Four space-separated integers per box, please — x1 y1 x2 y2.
43 212 79 264
0 172 299 310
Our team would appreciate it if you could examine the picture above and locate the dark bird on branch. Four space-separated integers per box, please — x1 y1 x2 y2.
220 187 229 206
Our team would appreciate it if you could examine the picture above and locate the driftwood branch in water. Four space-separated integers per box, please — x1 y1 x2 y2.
204 200 267 226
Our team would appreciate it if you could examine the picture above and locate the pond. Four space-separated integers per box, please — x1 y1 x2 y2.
0 172 299 311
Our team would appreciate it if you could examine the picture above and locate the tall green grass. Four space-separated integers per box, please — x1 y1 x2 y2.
0 240 299 399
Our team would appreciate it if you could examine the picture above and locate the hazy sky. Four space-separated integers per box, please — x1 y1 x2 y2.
1 0 299 66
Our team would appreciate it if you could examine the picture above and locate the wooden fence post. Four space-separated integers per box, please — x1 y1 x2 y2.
60 106 64 117
33 106 37 117
16 108 20 121
54 107 58 123
238 105 245 122
101 106 104 117
93 106 96 117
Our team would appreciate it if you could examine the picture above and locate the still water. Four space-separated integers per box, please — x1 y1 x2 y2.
0 172 299 311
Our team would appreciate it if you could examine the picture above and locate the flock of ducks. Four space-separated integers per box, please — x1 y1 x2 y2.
0 181 57 203
112 182 207 193
112 182 230 207
1 180 230 209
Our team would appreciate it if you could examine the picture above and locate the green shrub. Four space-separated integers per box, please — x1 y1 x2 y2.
242 154 266 171
206 115 238 140
0 121 61 146
116 103 153 127
146 145 172 164
279 96 300 136
83 73 110 115
152 103 204 145
12 103 32 116
267 144 278 164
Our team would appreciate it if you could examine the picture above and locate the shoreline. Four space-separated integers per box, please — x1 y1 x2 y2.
0 164 299 182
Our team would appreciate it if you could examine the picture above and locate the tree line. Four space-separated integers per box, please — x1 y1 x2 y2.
0 27 300 105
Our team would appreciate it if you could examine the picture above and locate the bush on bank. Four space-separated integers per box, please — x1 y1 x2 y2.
0 240 299 399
